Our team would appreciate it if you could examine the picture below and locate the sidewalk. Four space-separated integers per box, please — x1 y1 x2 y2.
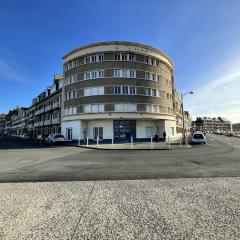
77 142 191 150
1 177 239 240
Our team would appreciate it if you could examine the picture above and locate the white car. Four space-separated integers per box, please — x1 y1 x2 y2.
192 131 206 144
46 134 65 145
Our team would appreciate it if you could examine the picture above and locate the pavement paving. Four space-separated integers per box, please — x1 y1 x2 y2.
0 177 240 240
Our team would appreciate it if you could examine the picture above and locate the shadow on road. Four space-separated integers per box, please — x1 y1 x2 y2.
0 137 70 150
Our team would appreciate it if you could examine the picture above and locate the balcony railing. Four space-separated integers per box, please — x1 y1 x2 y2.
28 124 34 128
34 121 44 127
35 109 45 116
52 118 61 124
52 102 60 109
44 119 52 126
45 105 52 112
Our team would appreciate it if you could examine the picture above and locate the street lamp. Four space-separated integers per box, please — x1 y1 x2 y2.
181 91 194 143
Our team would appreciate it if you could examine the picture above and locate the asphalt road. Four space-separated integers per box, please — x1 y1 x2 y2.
0 134 240 182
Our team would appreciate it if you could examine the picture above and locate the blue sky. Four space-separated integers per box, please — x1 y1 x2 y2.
0 0 240 122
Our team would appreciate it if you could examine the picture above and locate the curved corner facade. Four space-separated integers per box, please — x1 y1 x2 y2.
61 41 177 142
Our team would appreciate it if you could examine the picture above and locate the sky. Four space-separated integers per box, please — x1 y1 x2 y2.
0 0 240 123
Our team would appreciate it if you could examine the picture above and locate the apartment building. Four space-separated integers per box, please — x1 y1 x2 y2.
28 74 63 139
175 91 192 137
61 41 189 143
192 117 231 133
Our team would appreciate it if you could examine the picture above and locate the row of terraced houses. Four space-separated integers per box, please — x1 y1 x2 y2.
0 41 192 143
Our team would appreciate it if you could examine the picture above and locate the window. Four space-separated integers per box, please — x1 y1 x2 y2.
64 107 77 115
146 104 160 113
114 103 137 112
122 70 128 78
84 54 104 64
145 127 154 138
145 72 159 81
113 69 121 77
84 70 104 80
145 72 150 80
122 53 128 61
113 69 136 78
145 88 151 96
84 104 104 113
84 56 91 64
152 89 157 97
93 127 103 140
114 53 135 62
114 86 136 95
84 104 91 113
84 86 104 96
129 54 135 62
129 70 136 78
122 86 129 94
114 54 121 61
130 86 136 95
114 86 121 94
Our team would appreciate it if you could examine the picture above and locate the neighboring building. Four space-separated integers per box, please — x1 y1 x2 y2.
192 117 231 133
11 107 29 136
233 123 240 132
61 41 185 143
0 114 6 136
28 74 63 138
175 91 192 137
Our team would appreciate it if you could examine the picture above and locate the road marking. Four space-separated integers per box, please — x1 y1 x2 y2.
233 145 240 149
225 139 229 141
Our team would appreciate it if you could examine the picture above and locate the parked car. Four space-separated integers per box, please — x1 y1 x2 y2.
46 134 65 145
35 134 45 144
192 131 206 144
21 133 30 139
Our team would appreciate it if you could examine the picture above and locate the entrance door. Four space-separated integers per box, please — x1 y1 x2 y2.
66 128 72 141
113 120 136 142
93 127 103 140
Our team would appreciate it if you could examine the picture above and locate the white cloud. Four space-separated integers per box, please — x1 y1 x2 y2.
0 57 29 84
184 58 240 123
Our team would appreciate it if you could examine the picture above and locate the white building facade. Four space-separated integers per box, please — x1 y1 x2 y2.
62 41 178 143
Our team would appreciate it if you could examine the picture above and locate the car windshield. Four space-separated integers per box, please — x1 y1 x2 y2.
193 134 204 139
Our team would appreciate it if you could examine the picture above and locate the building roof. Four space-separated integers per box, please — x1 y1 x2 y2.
62 41 173 65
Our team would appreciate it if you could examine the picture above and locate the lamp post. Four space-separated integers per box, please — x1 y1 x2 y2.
181 91 194 143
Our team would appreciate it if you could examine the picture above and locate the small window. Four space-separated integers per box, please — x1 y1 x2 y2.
130 86 136 95
114 86 121 94
122 86 129 94
115 54 121 61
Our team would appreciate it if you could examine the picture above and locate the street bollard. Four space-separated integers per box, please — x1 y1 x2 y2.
112 136 114 148
86 136 89 146
185 136 188 147
168 136 170 149
78 138 80 146
180 138 182 147
97 136 99 148
150 137 153 149
131 136 133 150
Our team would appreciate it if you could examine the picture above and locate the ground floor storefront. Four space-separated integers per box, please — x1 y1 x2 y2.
62 119 181 144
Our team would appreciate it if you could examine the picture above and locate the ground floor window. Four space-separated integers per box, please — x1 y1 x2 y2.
66 128 72 141
93 127 103 140
145 127 154 138
113 120 136 142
